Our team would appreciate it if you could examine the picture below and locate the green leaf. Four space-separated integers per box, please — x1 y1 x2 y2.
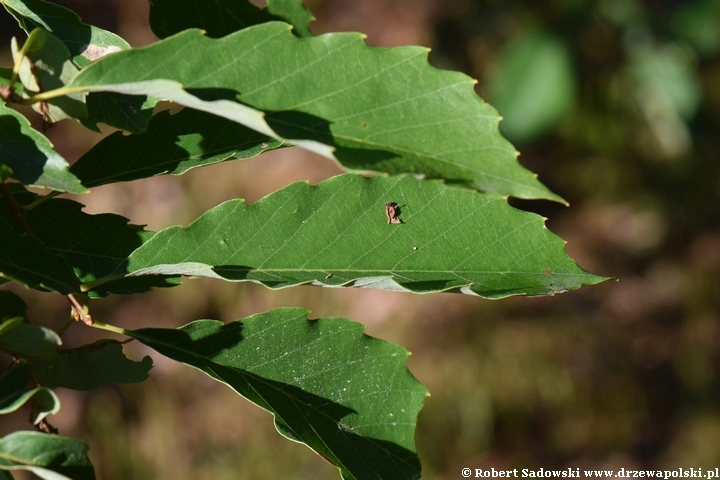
0 102 87 193
0 215 80 295
124 307 426 480
12 28 86 122
0 318 60 361
68 23 562 201
0 364 60 424
0 185 178 296
99 174 606 298
36 339 152 390
2 0 129 67
0 431 95 480
149 0 313 39
81 92 156 134
0 164 12 182
0 292 27 320
2 0 156 133
70 108 283 188
488 31 576 143
267 0 314 37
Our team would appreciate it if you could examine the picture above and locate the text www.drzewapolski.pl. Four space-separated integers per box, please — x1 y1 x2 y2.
461 468 720 479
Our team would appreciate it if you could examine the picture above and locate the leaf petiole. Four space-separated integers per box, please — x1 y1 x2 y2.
91 320 129 336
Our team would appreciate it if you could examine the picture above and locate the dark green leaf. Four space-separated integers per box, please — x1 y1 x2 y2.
126 307 426 480
70 108 283 188
68 24 561 201
0 102 87 193
12 28 86 122
0 431 95 480
3 0 156 133
0 318 60 361
97 174 606 298
2 0 129 67
0 216 80 294
0 364 60 424
266 0 314 37
149 0 313 39
0 185 177 296
0 292 27 320
80 92 156 134
488 32 576 143
36 339 152 390
0 164 12 182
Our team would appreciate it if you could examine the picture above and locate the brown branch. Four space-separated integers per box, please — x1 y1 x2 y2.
0 86 22 103
36 418 59 434
68 293 93 326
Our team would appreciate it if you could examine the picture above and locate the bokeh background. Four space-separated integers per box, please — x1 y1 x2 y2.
2 0 720 478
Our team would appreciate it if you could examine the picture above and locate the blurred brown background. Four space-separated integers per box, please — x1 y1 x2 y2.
2 0 720 478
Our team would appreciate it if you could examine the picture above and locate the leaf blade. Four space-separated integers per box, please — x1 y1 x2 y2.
0 185 179 296
0 364 60 424
149 0 313 39
103 174 606 298
0 216 80 295
0 102 87 193
36 340 152 391
68 24 562 201
126 307 426 480
2 0 156 133
0 431 95 480
70 108 283 188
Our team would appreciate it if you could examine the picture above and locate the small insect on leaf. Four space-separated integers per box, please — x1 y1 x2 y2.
385 202 402 224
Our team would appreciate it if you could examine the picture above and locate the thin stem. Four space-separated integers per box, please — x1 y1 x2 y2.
19 85 88 105
91 321 129 336
57 315 74 337
22 191 61 211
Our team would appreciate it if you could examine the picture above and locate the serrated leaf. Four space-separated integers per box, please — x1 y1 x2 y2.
35 339 152 390
12 28 86 122
266 0 314 37
0 102 87 193
80 91 156 134
67 23 562 201
0 319 60 361
124 307 426 480
0 292 27 320
2 0 129 66
70 108 283 188
150 0 313 39
0 185 179 296
0 431 95 480
2 0 156 133
97 174 606 298
0 216 80 295
0 364 60 424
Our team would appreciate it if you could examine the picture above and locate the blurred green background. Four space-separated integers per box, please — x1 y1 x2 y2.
2 0 720 477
